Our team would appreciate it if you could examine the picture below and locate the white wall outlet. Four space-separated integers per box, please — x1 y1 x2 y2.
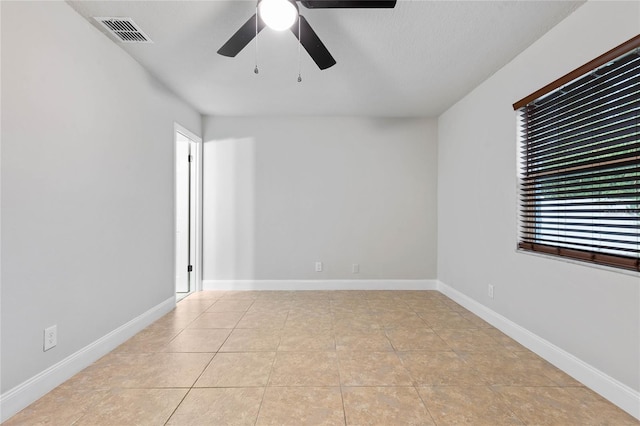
44 325 57 351
352 263 360 274
315 261 323 272
488 285 494 299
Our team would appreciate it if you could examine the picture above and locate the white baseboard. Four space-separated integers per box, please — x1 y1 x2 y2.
0 297 175 423
203 279 438 291
437 280 640 421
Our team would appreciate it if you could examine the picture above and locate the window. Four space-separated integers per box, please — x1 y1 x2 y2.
514 36 640 272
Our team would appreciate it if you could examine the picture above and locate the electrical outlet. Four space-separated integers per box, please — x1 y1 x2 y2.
352 263 360 274
315 261 323 272
488 285 494 299
44 325 57 351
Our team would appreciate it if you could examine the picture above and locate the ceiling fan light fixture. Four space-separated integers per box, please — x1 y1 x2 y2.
259 0 298 31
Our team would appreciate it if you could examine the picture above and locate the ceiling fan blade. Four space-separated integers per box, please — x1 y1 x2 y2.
217 13 265 57
300 0 396 9
291 15 336 70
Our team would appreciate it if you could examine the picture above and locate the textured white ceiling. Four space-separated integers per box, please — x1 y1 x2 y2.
68 0 583 117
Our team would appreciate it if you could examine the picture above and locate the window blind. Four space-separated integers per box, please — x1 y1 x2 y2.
515 37 639 271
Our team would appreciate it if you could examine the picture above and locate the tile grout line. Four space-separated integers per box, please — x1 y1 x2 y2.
393 302 441 426
336 331 349 426
413 382 439 426
486 384 528 425
163 387 193 426
252 302 289 425
164 297 244 425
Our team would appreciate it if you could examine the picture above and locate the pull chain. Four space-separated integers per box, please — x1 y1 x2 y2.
254 5 259 74
297 17 302 82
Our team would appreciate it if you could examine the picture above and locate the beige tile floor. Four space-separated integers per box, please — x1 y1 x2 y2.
5 290 638 425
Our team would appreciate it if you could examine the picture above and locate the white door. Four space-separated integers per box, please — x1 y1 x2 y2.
175 133 191 293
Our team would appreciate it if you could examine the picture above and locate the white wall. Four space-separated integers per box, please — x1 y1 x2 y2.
203 116 437 281
1 0 201 395
438 0 639 394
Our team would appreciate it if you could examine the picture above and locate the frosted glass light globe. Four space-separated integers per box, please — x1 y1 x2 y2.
259 0 298 31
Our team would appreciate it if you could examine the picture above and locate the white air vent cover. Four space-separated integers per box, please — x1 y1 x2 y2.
94 17 153 43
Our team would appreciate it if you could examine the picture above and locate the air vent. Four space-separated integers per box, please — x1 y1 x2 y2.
94 17 153 43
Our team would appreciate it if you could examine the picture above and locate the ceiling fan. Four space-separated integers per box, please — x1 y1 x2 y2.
217 0 397 70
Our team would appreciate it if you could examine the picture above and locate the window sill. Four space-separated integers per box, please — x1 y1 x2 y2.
515 248 640 278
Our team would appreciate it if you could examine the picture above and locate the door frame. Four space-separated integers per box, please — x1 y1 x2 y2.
174 123 203 294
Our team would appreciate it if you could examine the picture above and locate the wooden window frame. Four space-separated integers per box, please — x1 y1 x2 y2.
514 35 640 272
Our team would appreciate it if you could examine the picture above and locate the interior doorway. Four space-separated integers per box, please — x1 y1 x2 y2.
175 124 202 301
